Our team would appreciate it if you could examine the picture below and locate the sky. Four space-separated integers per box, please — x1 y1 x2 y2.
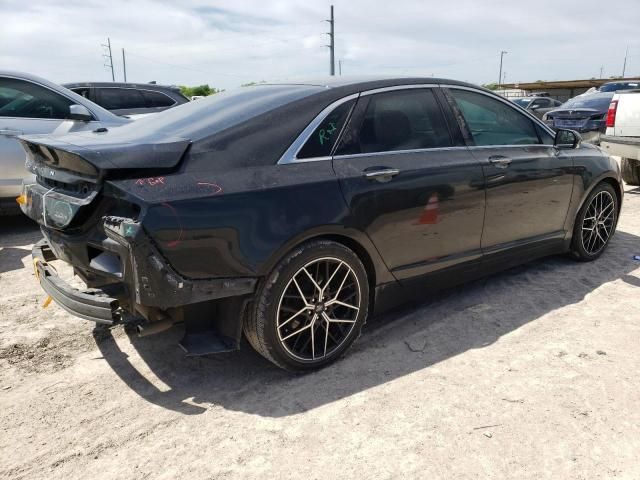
1 0 638 90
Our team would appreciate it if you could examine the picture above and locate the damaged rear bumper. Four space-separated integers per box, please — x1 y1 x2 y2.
33 241 121 324
31 217 258 326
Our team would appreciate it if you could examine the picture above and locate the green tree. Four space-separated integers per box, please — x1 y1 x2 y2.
178 84 220 98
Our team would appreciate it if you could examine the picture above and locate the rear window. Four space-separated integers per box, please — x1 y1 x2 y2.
561 94 613 111
120 84 324 141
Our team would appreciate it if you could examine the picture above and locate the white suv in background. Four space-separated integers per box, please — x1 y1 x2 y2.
0 71 128 215
600 90 640 185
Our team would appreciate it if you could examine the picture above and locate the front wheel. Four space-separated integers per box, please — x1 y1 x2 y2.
570 182 618 261
244 240 369 371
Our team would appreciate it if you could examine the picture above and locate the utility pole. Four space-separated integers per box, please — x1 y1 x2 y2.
325 5 335 76
622 46 629 77
102 38 115 82
599 66 604 78
498 50 507 89
339 59 342 75
122 48 127 82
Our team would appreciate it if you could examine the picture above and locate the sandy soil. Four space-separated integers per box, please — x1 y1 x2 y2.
1 184 639 480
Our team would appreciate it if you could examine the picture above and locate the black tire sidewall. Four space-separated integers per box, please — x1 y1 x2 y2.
621 158 640 186
258 241 369 371
571 182 618 261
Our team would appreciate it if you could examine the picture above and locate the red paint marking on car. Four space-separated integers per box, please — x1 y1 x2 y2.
161 202 183 248
415 193 439 225
197 182 223 195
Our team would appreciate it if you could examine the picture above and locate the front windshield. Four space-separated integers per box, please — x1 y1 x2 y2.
560 94 613 111
512 98 531 108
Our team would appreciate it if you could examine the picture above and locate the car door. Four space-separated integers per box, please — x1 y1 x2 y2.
444 87 574 258
329 87 486 283
0 77 95 200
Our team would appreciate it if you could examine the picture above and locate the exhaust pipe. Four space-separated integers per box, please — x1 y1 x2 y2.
136 316 176 337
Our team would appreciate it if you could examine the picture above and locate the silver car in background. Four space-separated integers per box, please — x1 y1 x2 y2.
0 71 128 215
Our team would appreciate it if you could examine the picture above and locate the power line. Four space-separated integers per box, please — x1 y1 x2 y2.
101 37 115 82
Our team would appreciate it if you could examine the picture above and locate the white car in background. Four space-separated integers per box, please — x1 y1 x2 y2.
0 71 128 215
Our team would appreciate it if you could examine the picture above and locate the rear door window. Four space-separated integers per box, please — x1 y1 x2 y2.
0 78 73 119
141 90 176 108
449 89 540 146
98 88 147 110
335 88 452 155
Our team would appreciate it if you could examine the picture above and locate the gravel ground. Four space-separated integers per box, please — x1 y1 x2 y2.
0 183 639 480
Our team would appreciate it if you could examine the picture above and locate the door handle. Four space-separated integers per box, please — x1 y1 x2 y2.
0 129 23 137
488 155 512 168
363 168 400 182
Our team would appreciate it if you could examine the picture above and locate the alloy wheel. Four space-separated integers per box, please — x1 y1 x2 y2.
276 257 361 361
581 190 616 255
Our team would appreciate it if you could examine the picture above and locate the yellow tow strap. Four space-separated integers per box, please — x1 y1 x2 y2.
32 258 53 308
32 258 42 280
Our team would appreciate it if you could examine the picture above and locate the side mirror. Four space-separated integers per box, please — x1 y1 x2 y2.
554 129 581 149
68 104 93 122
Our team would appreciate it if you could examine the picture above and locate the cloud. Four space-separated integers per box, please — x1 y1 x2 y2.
0 0 638 89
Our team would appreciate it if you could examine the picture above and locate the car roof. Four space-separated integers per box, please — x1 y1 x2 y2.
62 81 181 91
261 75 475 90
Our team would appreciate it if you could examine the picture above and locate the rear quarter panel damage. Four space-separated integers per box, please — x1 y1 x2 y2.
109 161 394 284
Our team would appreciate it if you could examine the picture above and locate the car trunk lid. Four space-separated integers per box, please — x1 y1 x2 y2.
18 130 190 230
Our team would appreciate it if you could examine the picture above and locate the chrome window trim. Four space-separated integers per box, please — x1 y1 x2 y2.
440 84 557 139
278 82 557 165
277 93 360 164
333 145 468 160
359 83 440 96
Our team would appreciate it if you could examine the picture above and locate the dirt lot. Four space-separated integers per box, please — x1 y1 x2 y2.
1 184 639 480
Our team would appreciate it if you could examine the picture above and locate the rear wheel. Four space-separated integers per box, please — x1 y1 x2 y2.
621 157 640 186
570 182 618 261
244 240 369 371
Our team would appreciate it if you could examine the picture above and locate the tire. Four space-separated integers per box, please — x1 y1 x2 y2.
244 240 369 371
570 182 619 262
621 157 640 186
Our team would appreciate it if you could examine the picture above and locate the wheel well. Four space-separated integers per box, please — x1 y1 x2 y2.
600 177 623 213
309 234 377 292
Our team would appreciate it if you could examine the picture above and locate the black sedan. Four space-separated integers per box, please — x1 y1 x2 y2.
543 92 614 144
18 77 623 371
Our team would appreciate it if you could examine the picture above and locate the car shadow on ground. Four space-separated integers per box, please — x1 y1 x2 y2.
93 229 640 417
0 216 40 274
